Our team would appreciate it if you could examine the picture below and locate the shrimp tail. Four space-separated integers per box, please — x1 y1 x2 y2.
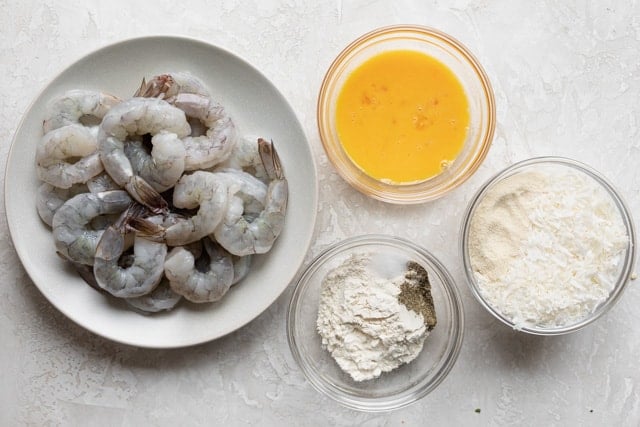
128 217 166 243
258 138 284 180
94 226 125 262
133 74 174 98
132 77 147 97
126 175 169 214
94 203 143 263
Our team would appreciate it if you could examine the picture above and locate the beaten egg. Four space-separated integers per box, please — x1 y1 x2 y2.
335 50 470 184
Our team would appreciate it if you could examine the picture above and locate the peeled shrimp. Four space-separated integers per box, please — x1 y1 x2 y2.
213 139 288 256
86 172 121 193
136 72 236 170
216 167 268 227
123 132 187 192
125 278 182 314
36 182 87 227
43 89 120 134
164 237 234 303
134 171 228 246
231 254 252 286
36 125 104 188
93 206 168 298
39 72 288 312
98 97 191 212
215 135 268 182
173 93 237 170
52 190 132 265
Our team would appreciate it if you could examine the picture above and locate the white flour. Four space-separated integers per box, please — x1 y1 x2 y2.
316 253 428 382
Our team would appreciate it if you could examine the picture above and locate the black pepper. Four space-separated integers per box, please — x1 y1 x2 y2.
397 261 437 331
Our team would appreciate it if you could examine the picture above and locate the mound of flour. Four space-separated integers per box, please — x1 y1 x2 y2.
316 253 430 382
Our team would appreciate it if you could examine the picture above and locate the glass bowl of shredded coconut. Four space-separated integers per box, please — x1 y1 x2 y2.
461 157 636 335
286 234 464 412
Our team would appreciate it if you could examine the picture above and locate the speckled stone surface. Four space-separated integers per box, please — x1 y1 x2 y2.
2 1 640 425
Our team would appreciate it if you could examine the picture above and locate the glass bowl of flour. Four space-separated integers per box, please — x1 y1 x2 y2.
286 234 464 412
461 157 636 335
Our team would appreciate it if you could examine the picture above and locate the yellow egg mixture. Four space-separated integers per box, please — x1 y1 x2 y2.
336 50 470 183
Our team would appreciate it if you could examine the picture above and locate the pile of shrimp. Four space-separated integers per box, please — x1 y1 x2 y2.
35 71 288 314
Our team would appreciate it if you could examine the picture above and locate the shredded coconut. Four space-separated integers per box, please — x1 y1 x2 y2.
316 253 429 382
468 165 629 329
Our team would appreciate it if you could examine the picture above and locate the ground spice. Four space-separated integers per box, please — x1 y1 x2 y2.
397 261 437 331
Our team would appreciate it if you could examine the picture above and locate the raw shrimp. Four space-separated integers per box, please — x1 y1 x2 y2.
37 182 87 227
86 172 121 193
213 139 288 256
43 89 120 133
164 237 234 303
88 213 122 232
123 132 186 192
173 93 237 170
36 125 104 188
133 171 228 246
98 97 191 212
136 73 236 170
231 254 252 286
215 135 267 182
94 206 168 298
217 168 268 213
52 190 132 265
125 278 182 314
133 71 210 101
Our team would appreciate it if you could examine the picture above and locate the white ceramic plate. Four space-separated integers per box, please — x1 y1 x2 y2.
5 36 318 348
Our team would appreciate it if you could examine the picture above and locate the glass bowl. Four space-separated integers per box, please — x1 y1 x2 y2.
460 157 637 335
286 234 464 412
317 25 496 204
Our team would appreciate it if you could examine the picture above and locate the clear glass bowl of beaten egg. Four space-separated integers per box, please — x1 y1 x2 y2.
317 25 496 204
460 157 636 335
286 235 464 411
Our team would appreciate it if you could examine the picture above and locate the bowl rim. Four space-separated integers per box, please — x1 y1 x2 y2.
286 234 465 412
460 156 637 335
316 24 496 204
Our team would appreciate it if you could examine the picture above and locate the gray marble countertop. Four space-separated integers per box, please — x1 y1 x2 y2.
2 1 639 425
